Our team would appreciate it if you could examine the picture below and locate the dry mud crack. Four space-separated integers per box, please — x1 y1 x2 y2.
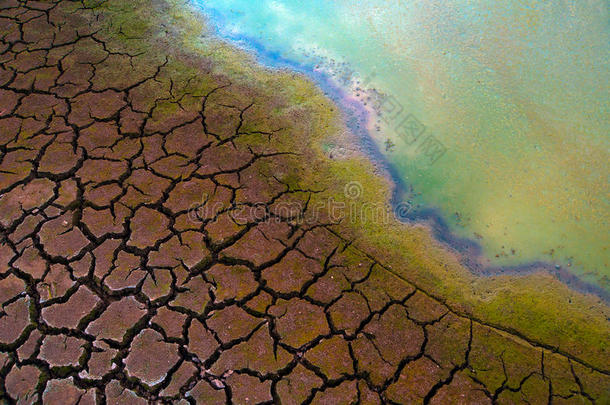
0 0 608 404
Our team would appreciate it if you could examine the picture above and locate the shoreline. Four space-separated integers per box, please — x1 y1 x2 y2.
190 2 609 302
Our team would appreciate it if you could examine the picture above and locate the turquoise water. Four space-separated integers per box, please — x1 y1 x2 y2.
193 0 610 293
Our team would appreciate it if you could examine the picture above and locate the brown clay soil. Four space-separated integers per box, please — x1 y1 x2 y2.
0 0 608 404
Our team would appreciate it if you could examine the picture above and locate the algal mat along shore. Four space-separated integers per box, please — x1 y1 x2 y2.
0 0 608 403
193 0 610 298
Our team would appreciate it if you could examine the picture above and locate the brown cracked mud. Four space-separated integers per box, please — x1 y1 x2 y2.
0 0 608 404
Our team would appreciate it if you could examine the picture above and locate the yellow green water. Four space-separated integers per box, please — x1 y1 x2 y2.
194 0 609 291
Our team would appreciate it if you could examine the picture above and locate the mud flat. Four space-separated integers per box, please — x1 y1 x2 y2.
0 0 607 403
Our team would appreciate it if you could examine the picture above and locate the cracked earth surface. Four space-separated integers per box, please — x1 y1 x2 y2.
0 0 608 404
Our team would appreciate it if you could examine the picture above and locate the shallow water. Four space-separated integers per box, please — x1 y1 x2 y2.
193 0 610 292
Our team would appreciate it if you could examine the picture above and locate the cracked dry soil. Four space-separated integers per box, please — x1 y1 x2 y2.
0 0 608 404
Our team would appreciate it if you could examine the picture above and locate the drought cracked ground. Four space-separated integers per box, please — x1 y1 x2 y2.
0 0 608 404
